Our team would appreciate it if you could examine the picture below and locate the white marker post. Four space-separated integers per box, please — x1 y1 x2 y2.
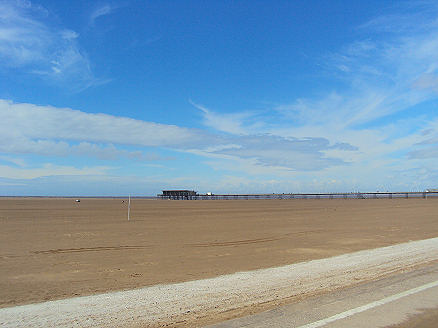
128 194 131 221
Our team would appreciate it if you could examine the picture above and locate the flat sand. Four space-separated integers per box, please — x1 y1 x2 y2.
0 197 437 308
3 238 438 328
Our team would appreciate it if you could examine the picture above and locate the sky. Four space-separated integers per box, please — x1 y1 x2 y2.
1 0 438 196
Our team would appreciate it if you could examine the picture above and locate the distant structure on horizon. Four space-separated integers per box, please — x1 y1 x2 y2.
160 190 198 200
158 190 438 200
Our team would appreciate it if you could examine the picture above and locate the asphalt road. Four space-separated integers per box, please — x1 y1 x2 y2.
206 262 438 328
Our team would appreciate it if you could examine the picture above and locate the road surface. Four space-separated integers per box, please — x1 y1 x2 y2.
206 262 438 328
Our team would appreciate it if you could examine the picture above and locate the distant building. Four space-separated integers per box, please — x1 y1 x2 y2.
160 190 198 200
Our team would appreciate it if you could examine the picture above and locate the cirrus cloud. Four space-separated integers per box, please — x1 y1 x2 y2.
0 0 106 90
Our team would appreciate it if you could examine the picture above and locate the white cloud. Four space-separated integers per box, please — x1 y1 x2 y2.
414 73 438 93
191 100 262 135
0 141 172 161
273 5 438 132
0 99 200 150
0 155 26 167
181 2 438 188
89 4 116 26
206 135 352 171
254 2 438 177
0 0 105 90
0 99 352 173
0 181 26 186
60 29 79 40
188 101 351 172
0 163 110 179
3 1 438 189
409 146 438 159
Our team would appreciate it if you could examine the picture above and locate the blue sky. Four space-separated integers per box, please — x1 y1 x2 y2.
1 0 438 196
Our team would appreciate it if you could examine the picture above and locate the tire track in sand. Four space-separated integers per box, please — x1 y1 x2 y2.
187 230 324 247
32 245 152 254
